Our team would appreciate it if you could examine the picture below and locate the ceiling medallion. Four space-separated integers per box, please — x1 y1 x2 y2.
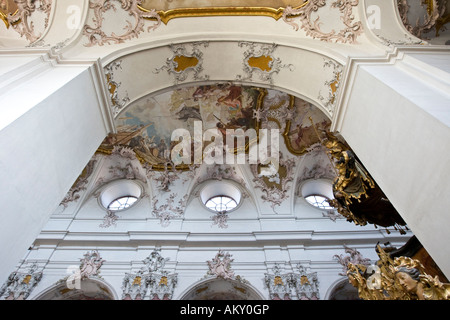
138 0 309 24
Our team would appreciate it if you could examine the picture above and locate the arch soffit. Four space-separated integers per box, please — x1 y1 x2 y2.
177 276 266 300
323 276 356 300
31 277 119 301
100 41 347 122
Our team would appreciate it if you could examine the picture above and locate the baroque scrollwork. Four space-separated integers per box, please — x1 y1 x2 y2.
146 162 180 192
99 210 120 228
264 263 320 300
83 0 161 46
79 250 105 279
152 193 188 227
0 262 43 300
59 159 97 211
154 42 210 84
318 59 343 117
251 153 295 213
207 250 235 280
4 0 52 43
347 245 450 300
122 249 177 300
211 211 229 229
104 60 131 118
282 0 363 44
334 245 371 276
235 42 294 85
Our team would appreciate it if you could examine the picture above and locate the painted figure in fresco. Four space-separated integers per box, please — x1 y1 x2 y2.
217 85 242 111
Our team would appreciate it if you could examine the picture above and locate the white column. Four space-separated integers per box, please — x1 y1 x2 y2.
333 49 450 277
0 55 113 283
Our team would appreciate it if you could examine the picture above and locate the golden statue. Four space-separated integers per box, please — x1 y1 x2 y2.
392 256 450 300
348 246 450 300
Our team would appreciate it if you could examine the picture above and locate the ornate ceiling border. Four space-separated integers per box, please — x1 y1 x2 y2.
138 1 310 25
283 0 363 44
83 0 161 47
1 0 52 43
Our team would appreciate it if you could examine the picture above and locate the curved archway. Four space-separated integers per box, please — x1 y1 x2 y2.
178 277 266 300
33 278 118 300
100 40 345 124
324 277 360 300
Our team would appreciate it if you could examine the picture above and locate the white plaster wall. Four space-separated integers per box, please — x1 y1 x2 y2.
0 64 111 285
335 54 450 277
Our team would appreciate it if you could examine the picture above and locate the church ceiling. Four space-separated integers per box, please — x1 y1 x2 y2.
99 83 330 169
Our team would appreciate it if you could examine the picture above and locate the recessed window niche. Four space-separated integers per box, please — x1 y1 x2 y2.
199 180 242 214
98 179 142 212
300 179 335 210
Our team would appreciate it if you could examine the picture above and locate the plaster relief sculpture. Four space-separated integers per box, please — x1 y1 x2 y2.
264 263 320 300
251 152 295 213
59 159 97 211
318 59 343 117
2 0 52 44
83 0 161 46
146 162 180 192
0 262 42 300
104 60 131 118
334 244 371 276
282 0 363 44
294 264 320 300
152 193 188 227
99 210 120 228
122 249 177 300
122 270 149 300
264 264 295 300
79 250 105 279
207 250 235 280
211 211 229 229
235 42 294 85
154 42 210 84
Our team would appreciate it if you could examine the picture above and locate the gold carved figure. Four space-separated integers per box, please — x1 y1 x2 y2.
347 246 450 300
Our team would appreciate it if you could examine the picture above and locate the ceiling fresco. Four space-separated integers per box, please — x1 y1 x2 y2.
98 84 331 169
